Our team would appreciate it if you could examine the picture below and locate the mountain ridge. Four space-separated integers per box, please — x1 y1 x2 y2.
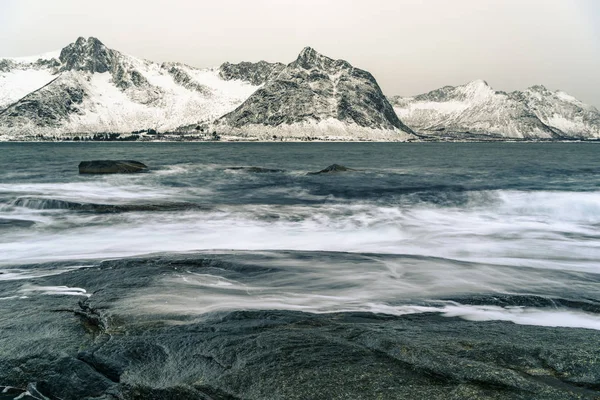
0 39 416 141
0 37 598 141
0 37 261 139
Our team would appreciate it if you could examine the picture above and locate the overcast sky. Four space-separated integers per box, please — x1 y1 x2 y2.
1 0 599 106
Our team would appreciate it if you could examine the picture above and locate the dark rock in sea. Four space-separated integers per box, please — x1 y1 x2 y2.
11 197 210 213
308 164 353 175
0 218 35 229
78 160 148 174
225 166 285 173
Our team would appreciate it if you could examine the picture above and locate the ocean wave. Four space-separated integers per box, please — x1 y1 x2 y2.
1 190 600 271
92 252 600 330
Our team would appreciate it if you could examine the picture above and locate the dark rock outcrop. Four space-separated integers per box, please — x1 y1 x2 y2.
0 218 36 228
165 63 212 94
11 197 210 213
59 37 114 74
78 160 148 174
219 61 286 86
1 253 600 399
308 164 354 175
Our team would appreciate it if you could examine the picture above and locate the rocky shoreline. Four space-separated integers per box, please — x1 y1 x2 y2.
1 254 599 399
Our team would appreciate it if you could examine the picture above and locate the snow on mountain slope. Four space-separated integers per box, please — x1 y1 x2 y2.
214 47 415 141
391 80 600 139
517 86 600 138
0 69 57 109
0 37 260 139
0 52 60 109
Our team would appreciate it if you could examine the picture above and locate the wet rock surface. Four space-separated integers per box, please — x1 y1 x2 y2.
78 160 148 174
0 254 598 399
0 218 35 229
10 197 210 213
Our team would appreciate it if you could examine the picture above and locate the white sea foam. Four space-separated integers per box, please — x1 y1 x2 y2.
124 271 600 330
20 285 90 297
0 265 93 281
0 181 188 204
2 188 600 327
437 304 600 330
111 249 599 332
2 190 600 274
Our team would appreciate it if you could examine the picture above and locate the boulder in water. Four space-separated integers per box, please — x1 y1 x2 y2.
0 218 36 228
308 164 353 175
79 160 148 174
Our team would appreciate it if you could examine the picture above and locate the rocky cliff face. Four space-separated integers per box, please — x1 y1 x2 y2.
57 37 153 90
217 47 414 139
219 60 286 85
59 36 115 74
391 80 600 139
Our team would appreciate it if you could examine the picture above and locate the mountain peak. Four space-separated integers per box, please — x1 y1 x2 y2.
219 46 413 135
527 84 548 92
458 79 494 100
293 46 335 70
59 36 114 73
298 46 318 58
466 79 490 88
74 36 105 46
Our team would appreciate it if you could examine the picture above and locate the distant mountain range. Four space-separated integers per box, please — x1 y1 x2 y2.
391 80 600 139
0 37 598 141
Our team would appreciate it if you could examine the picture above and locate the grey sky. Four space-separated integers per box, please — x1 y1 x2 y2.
1 0 599 106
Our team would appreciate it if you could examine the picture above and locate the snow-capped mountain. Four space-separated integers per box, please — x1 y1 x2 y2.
214 47 415 141
0 38 415 141
1 37 598 141
391 80 600 139
0 37 259 139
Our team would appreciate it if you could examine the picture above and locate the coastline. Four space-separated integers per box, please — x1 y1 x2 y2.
2 137 600 143
1 252 599 400
1 142 599 399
